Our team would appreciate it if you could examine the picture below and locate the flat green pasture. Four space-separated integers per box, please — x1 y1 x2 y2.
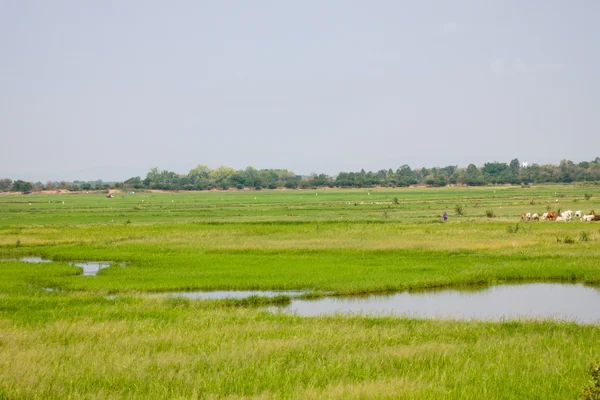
0 185 596 225
1 185 600 399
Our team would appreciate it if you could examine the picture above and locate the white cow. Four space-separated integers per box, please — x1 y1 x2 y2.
526 212 531 221
555 216 566 222
561 210 573 221
541 212 548 221
575 210 582 218
582 215 595 222
531 213 539 221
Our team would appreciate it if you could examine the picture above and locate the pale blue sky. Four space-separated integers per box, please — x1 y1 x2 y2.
1 1 598 181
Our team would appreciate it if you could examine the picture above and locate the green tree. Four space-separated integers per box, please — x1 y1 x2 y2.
12 180 33 194
0 178 12 192
465 164 485 186
188 165 211 183
309 173 330 187
209 166 235 189
124 176 141 185
509 158 520 176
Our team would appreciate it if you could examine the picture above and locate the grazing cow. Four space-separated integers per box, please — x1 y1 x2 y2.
582 215 595 222
561 210 573 221
555 216 566 222
541 212 549 221
547 211 557 221
521 213 527 221
531 213 539 221
526 212 531 221
594 215 600 221
575 210 582 218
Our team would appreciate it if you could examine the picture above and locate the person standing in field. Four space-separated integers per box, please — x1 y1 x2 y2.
443 212 447 222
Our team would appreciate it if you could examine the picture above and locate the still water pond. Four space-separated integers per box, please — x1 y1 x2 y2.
0 257 124 276
270 283 600 324
73 261 113 276
1 256 51 263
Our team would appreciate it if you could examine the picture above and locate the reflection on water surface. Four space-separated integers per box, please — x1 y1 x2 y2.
270 283 600 324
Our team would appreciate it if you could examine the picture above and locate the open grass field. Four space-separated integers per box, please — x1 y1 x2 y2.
1 185 600 399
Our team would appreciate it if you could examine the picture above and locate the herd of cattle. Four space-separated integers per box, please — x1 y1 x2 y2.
521 210 600 222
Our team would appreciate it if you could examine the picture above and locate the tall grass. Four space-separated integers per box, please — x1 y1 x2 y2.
0 290 598 399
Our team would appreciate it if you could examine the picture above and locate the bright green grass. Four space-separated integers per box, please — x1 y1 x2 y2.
1 185 597 225
1 185 600 398
1 291 598 399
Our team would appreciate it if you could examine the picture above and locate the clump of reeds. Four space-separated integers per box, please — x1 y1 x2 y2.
506 224 520 233
556 236 575 244
579 231 590 242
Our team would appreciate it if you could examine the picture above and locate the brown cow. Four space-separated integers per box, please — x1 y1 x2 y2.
593 215 600 221
547 211 557 221
590 210 595 215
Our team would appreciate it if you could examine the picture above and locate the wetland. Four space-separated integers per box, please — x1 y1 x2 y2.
1 186 600 399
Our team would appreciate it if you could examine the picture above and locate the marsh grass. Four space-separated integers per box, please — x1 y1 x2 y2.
580 231 591 242
506 223 521 233
0 292 598 399
557 236 576 244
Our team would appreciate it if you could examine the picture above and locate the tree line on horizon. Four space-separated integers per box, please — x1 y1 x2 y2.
2 158 600 194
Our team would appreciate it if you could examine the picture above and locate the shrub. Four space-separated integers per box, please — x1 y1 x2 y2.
392 197 399 205
581 360 600 399
485 210 496 218
546 204 552 212
585 193 593 201
455 204 464 216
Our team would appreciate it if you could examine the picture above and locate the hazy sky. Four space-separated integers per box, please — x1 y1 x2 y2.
1 1 599 181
